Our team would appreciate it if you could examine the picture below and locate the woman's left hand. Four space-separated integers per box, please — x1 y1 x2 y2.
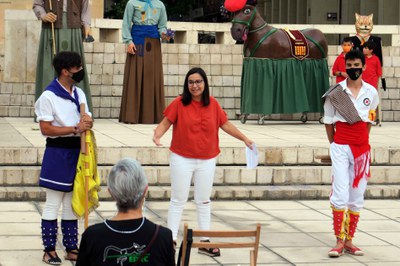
244 139 254 150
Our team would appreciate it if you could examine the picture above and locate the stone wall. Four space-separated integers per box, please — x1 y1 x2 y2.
0 1 103 49
1 10 400 121
86 42 244 119
2 42 400 121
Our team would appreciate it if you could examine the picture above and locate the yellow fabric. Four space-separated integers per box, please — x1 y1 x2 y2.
369 109 376 121
345 210 360 240
72 130 101 218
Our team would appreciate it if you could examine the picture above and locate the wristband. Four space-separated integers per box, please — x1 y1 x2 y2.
338 72 342 77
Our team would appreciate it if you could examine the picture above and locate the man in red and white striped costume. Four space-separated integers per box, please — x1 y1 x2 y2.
323 49 379 258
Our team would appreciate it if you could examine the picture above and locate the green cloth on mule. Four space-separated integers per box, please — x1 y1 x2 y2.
35 13 92 111
240 57 329 115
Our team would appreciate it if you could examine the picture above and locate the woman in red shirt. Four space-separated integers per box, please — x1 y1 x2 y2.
153 67 253 257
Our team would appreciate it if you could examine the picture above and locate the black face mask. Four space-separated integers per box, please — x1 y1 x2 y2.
70 68 85 83
346 68 363 80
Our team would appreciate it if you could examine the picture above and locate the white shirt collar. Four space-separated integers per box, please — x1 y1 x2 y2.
339 79 368 99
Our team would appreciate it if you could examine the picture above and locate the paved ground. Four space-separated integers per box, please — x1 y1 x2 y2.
0 118 399 265
0 200 399 265
0 117 399 149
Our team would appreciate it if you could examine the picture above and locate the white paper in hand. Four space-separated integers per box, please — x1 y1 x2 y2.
246 143 258 169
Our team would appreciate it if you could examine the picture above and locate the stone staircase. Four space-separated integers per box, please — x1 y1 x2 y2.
1 146 399 201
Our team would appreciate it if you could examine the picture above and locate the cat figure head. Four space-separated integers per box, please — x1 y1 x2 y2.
355 13 373 38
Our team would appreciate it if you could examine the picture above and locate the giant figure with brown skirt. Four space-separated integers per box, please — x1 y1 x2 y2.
225 0 330 124
119 0 169 124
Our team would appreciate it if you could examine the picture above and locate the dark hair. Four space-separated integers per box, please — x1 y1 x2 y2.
53 51 82 77
345 49 365 65
246 0 257 6
342 37 352 44
181 67 210 106
363 40 376 51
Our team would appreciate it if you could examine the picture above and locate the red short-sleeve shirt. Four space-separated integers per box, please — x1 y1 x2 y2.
332 53 346 83
363 54 382 89
164 96 228 159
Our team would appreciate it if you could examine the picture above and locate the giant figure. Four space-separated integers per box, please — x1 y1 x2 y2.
350 13 386 91
225 0 330 124
33 0 93 111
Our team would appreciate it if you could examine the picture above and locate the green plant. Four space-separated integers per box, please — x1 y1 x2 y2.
104 0 195 20
104 0 129 19
164 0 195 19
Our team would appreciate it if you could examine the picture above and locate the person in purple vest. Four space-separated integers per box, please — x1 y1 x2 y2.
35 51 93 265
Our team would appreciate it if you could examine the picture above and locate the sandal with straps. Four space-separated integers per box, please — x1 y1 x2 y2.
198 240 221 257
42 251 62 265
64 249 79 261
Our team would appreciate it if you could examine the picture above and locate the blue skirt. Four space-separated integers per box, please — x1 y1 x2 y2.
39 147 80 192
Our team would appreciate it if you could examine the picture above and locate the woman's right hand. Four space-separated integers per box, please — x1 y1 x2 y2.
152 128 162 146
42 12 57 23
152 118 172 146
127 43 137 55
152 136 162 146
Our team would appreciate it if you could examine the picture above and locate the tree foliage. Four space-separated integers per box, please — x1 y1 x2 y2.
164 0 195 20
104 0 195 20
104 0 129 19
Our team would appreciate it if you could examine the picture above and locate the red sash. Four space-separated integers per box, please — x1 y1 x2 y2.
334 121 371 188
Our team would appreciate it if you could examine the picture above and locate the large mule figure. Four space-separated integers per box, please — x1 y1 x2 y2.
231 4 330 124
231 5 328 59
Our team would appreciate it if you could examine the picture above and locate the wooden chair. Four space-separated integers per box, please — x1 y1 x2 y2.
179 223 261 266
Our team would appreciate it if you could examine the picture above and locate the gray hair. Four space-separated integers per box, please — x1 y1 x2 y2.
107 158 148 212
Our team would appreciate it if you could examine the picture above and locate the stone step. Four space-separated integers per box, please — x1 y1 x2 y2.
1 81 399 121
0 146 399 166
1 184 399 201
1 165 400 186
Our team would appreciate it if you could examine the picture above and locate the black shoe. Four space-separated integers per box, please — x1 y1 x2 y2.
198 240 221 257
42 251 62 265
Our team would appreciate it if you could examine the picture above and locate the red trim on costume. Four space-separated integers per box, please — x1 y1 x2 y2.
332 208 346 238
334 121 371 188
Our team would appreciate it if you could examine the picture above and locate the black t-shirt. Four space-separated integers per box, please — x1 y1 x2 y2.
76 218 175 266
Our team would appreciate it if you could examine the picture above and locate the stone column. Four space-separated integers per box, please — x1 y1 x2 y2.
4 10 39 83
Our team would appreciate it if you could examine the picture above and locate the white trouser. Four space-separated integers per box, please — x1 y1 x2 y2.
42 189 76 220
168 152 216 240
329 142 368 212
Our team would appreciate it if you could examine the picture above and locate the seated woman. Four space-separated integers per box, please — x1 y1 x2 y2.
76 158 175 266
